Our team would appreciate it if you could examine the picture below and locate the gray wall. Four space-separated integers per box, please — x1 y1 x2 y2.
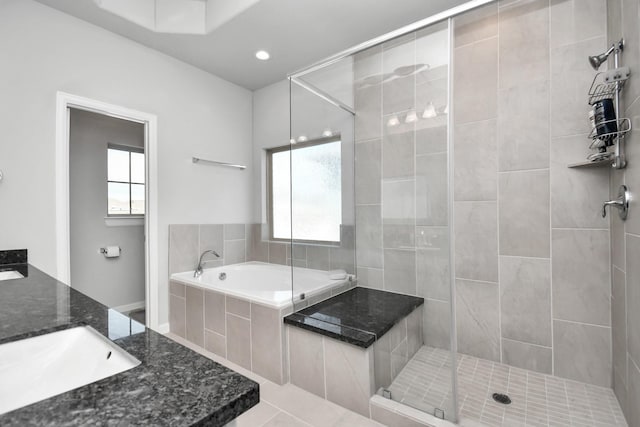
353 0 613 388
608 0 640 424
0 0 254 326
69 109 145 308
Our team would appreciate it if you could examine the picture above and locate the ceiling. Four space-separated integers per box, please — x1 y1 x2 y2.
34 0 469 90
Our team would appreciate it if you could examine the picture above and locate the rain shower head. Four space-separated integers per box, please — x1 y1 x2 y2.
589 40 624 70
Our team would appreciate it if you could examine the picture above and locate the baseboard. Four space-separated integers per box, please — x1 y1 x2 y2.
155 322 170 334
112 300 145 313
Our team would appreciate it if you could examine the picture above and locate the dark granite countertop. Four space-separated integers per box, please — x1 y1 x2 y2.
284 287 424 348
0 265 259 426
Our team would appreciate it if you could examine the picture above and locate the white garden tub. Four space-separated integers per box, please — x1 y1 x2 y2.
170 261 352 309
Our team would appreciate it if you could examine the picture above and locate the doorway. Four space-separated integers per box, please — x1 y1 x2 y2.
69 109 146 321
55 92 159 330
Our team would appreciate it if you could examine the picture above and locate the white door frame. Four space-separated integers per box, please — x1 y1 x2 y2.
55 91 160 331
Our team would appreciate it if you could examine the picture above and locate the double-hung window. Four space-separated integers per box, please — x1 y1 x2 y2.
267 137 341 243
107 144 145 216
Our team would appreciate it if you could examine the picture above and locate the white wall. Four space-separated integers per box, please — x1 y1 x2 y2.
69 109 145 308
0 0 253 325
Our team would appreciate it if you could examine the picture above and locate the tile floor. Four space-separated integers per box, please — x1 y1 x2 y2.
388 346 628 427
165 333 384 427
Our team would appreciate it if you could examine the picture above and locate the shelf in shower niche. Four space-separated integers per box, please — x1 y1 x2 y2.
567 158 614 168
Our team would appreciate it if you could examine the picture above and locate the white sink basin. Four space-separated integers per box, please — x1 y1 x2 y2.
0 325 140 415
0 270 23 281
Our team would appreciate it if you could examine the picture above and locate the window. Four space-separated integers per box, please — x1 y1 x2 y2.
268 137 341 243
107 144 145 216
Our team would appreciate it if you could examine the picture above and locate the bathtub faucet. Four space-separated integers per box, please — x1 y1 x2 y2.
194 250 220 277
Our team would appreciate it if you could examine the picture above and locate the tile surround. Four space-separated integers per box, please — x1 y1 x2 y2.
351 0 614 397
169 280 289 384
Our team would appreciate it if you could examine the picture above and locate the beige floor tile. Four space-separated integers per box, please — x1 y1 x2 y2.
234 402 280 427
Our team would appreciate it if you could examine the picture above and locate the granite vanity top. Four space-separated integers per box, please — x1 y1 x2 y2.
0 248 28 277
0 265 259 426
284 287 424 348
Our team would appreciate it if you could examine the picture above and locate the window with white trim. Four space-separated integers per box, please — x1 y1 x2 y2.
267 137 341 243
107 144 145 216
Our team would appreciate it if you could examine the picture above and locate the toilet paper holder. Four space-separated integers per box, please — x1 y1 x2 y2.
99 246 122 256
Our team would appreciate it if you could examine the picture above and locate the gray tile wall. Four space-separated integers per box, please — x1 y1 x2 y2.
454 0 611 387
607 0 640 424
353 0 613 389
168 223 354 275
353 21 453 358
169 280 290 385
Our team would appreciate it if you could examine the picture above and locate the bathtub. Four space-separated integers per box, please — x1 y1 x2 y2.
170 261 352 309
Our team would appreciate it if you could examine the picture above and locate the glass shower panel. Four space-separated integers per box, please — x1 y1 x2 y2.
353 21 456 422
288 17 456 424
289 61 356 312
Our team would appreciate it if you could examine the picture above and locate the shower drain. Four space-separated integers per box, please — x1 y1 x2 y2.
492 393 512 405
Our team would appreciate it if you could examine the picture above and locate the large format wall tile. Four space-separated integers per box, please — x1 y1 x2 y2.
416 226 450 301
499 170 550 258
354 83 382 142
424 298 451 350
356 205 383 268
550 0 607 48
456 279 500 361
226 313 251 370
498 0 549 89
382 179 416 227
324 338 374 417
612 267 627 387
454 119 497 201
553 320 611 387
382 35 416 116
416 153 447 226
552 229 610 326
169 294 186 338
383 249 417 295
383 125 415 180
627 234 640 365
500 256 551 346
455 201 498 282
629 356 640 427
204 289 225 335
501 338 552 375
453 2 498 48
453 36 498 124
169 224 198 275
199 224 223 257
288 327 325 398
224 239 246 265
621 0 640 106
497 81 550 171
551 135 610 228
251 303 283 384
185 286 204 347
550 36 606 137
623 100 640 235
355 139 381 205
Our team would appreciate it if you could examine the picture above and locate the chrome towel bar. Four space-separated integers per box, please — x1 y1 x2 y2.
192 157 246 170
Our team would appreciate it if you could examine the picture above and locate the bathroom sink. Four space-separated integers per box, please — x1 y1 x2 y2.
0 270 23 281
0 325 140 415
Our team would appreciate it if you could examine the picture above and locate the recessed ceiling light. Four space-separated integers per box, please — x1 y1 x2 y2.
255 50 270 60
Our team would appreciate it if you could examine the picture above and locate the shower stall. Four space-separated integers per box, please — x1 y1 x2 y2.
282 0 629 425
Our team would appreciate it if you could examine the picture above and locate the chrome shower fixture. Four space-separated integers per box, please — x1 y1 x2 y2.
589 39 624 70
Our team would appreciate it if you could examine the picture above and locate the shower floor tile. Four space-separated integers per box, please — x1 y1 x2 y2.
387 346 627 427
